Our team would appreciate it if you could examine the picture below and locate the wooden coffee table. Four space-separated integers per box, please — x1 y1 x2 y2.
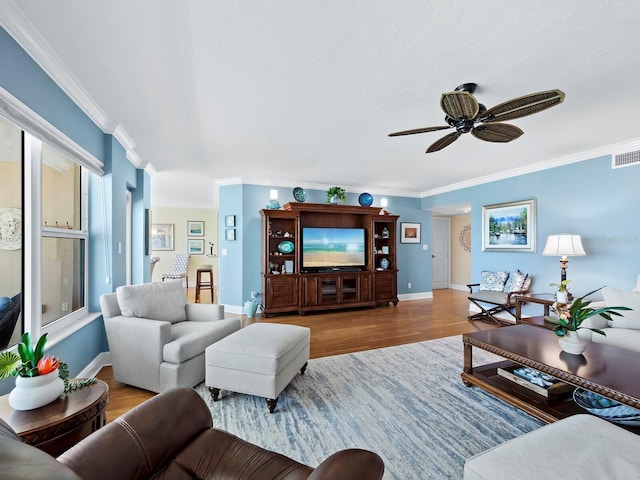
462 325 640 427
0 379 108 456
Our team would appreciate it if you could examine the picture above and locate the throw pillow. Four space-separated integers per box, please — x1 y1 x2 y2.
0 296 10 317
480 271 509 292
503 270 529 293
116 280 187 323
602 287 640 329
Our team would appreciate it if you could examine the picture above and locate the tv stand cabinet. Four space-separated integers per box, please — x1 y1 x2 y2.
260 203 398 316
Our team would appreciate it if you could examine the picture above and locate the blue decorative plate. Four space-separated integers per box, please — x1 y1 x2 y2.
293 187 306 203
278 240 294 254
358 192 373 207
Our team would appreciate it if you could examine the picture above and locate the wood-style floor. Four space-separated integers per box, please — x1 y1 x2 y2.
97 288 497 421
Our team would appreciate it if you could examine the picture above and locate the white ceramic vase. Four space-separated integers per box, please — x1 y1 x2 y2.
8 370 65 411
558 330 587 355
556 291 569 304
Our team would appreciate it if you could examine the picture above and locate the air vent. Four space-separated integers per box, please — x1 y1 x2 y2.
612 149 640 169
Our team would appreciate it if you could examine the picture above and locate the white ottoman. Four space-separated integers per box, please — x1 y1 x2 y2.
464 414 640 479
205 322 310 413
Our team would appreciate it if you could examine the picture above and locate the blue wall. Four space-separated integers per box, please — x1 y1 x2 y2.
0 27 150 394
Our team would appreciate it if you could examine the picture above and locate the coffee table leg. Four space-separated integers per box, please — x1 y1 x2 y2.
462 342 473 387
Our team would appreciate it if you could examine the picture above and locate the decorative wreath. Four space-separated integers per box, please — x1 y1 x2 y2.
459 224 471 253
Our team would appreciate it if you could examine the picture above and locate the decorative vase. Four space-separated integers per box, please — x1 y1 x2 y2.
558 330 587 355
556 291 569 304
380 258 390 270
244 300 258 318
9 370 65 411
328 195 340 205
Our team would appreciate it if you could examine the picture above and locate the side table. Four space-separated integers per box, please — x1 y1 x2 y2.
513 293 556 322
0 379 108 456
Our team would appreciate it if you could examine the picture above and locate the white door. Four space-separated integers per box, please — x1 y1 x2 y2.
432 217 450 289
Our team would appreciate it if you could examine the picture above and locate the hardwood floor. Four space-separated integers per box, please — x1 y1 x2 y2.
97 288 497 421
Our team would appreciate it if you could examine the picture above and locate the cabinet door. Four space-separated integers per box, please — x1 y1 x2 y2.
265 275 298 309
302 275 320 306
375 271 397 302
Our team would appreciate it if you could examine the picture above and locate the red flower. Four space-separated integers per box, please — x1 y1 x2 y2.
37 356 60 375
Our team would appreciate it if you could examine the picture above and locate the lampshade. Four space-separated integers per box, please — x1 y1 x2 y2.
542 234 586 257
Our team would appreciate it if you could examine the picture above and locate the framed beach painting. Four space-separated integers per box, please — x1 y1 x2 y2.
400 222 421 243
187 220 204 237
188 238 204 255
151 223 174 251
482 199 536 252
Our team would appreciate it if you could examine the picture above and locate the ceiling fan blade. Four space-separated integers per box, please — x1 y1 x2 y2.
440 91 479 120
388 125 451 137
471 123 524 143
481 89 565 123
426 132 461 153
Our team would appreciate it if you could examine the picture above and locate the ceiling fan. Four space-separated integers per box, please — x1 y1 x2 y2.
389 83 565 153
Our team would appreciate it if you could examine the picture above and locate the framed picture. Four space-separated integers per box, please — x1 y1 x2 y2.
225 215 236 227
187 220 204 237
151 224 174 251
400 222 421 243
188 238 204 255
482 199 536 252
225 229 236 241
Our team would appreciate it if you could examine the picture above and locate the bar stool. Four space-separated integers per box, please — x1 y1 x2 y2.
195 265 215 303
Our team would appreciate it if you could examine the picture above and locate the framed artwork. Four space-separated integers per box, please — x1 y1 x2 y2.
225 215 236 227
400 222 421 243
482 199 536 252
225 229 236 241
188 238 204 255
151 224 174 251
187 220 204 237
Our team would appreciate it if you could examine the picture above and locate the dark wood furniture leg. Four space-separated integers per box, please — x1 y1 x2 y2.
209 387 220 401
266 397 278 413
300 362 308 375
462 341 473 387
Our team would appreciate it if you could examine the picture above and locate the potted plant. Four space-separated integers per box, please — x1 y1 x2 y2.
544 287 631 354
326 186 347 205
550 280 571 303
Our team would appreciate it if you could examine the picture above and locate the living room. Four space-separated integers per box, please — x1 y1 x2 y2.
2 2 640 478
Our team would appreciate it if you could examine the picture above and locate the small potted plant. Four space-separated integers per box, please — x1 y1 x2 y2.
550 280 571 303
326 186 347 205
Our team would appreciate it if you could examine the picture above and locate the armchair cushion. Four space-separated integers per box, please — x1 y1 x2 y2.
479 271 509 292
602 287 640 329
116 280 186 323
164 319 241 363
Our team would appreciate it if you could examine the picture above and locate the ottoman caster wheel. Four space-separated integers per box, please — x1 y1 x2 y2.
209 387 221 401
300 362 308 375
266 397 278 413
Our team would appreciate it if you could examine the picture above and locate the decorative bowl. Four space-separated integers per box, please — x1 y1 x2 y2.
573 388 640 425
293 187 306 203
277 240 294 254
358 192 373 207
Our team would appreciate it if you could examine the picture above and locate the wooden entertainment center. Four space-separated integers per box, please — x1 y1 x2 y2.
260 202 398 316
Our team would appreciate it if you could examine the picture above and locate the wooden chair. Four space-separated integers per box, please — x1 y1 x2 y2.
467 272 531 326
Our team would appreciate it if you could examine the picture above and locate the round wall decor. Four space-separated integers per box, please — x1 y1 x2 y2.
0 208 21 250
459 224 471 253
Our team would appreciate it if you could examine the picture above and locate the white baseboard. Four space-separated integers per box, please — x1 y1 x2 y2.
79 351 111 378
450 283 470 292
398 291 433 301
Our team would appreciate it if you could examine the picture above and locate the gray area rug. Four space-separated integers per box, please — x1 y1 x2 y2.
196 335 544 479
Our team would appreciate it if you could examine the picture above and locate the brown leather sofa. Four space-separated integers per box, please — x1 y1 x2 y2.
0 387 384 480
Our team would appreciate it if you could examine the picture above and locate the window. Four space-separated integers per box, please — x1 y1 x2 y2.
0 86 103 348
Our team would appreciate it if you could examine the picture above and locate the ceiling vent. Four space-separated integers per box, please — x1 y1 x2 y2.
612 149 640 169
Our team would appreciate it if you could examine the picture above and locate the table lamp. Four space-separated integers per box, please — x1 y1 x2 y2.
542 233 586 282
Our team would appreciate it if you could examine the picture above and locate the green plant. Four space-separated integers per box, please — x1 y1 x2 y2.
544 287 632 337
326 186 346 203
58 361 97 393
0 333 58 379
549 280 571 293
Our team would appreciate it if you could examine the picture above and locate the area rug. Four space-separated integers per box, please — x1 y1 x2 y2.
195 335 544 479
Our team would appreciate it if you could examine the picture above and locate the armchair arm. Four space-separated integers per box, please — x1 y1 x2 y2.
467 283 480 294
309 449 384 480
185 303 225 321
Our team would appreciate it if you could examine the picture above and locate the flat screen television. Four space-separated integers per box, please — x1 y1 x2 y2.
301 227 366 272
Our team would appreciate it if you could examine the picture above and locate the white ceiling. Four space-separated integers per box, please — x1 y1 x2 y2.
3 1 640 209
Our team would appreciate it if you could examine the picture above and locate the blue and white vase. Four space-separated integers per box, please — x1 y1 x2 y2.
380 258 390 270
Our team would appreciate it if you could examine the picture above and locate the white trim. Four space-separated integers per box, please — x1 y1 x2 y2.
450 283 470 292
398 291 433 301
78 351 112 379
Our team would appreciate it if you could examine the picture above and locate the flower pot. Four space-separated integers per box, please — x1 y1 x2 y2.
556 291 569 304
244 300 259 318
558 330 587 355
9 370 65 411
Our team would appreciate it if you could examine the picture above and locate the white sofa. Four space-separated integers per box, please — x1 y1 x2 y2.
579 277 640 352
100 280 241 393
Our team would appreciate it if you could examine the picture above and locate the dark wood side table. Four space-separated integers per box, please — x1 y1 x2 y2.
513 293 556 322
0 379 108 456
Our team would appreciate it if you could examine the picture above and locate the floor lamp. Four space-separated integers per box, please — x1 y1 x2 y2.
542 233 586 283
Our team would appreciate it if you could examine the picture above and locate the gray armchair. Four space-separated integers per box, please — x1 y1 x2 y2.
100 280 240 393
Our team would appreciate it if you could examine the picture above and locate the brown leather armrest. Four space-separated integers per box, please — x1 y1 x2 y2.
308 449 384 480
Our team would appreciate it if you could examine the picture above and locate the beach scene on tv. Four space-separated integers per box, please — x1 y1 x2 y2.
302 227 365 267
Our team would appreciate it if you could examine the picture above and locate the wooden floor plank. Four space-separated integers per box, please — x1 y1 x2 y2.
97 288 496 421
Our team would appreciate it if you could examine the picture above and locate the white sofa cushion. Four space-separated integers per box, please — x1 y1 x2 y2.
602 287 640 329
116 280 187 323
163 319 241 363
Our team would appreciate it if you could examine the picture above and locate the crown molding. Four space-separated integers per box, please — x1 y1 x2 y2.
0 1 151 171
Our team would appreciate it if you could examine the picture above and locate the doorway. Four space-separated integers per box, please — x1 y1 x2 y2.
431 217 450 289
